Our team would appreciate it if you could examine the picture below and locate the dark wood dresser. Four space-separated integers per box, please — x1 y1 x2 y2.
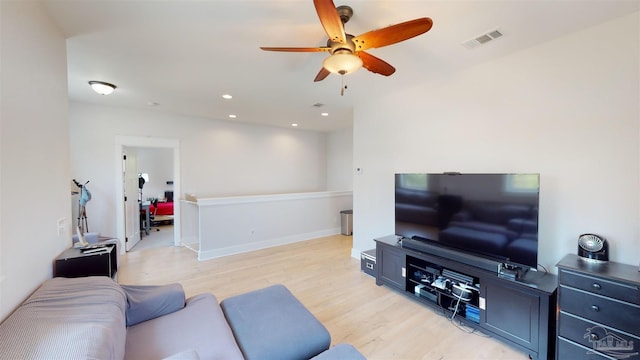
556 254 640 359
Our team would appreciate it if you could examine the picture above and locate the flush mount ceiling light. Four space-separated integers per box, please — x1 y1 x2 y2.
222 94 233 100
88 81 116 95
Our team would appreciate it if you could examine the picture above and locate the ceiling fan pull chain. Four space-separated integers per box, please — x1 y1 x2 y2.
340 76 350 96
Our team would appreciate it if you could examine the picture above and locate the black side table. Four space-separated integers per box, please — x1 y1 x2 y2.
54 243 118 278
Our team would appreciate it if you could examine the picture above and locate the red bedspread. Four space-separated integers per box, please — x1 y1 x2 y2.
150 201 173 216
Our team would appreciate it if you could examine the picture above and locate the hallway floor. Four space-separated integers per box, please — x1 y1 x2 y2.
130 224 174 252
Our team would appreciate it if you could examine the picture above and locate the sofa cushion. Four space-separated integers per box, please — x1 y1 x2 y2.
221 284 331 360
121 283 185 326
0 276 127 360
125 293 243 360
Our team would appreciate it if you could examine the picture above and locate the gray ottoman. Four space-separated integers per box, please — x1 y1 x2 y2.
312 344 367 360
221 284 331 360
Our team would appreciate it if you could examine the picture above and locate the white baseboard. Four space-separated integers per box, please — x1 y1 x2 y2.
197 228 341 261
351 247 363 260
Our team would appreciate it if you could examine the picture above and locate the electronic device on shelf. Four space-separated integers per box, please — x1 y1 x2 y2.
498 262 522 280
409 257 481 308
81 247 111 255
452 284 474 302
395 173 540 270
432 276 450 290
442 268 474 285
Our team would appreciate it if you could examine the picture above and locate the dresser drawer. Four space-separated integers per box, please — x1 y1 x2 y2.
558 311 640 354
557 337 618 360
560 269 640 304
559 286 640 336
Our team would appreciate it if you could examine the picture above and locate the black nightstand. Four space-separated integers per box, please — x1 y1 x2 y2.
54 243 118 278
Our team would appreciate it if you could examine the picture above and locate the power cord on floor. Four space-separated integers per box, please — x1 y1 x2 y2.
448 290 476 334
417 283 493 338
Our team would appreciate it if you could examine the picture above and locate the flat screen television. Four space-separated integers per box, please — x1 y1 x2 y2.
396 173 540 270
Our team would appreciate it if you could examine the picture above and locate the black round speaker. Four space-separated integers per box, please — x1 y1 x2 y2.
578 233 609 262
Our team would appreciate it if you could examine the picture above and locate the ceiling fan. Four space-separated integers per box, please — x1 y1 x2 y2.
260 0 433 83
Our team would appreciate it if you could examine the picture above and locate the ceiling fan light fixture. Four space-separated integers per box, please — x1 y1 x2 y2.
322 51 362 75
89 81 116 95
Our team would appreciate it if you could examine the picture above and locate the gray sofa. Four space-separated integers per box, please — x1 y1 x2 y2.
0 277 365 360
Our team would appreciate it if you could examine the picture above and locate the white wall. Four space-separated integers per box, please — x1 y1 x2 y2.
0 2 70 320
137 147 173 201
326 127 354 191
69 103 341 239
352 13 640 270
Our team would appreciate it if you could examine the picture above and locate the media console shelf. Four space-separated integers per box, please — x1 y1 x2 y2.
375 235 558 360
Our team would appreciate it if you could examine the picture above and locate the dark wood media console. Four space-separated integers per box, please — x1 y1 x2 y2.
375 235 558 360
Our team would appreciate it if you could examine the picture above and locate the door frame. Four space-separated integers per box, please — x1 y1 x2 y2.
122 147 141 251
115 136 181 254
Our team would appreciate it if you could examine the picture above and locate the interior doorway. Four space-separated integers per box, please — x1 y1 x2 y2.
115 136 180 254
129 146 175 252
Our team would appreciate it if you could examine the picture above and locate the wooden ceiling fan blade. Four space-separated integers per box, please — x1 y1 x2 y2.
358 51 396 76
260 47 330 52
314 67 331 82
313 0 346 44
352 18 433 51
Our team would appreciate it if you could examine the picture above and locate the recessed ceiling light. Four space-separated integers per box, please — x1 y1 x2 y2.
222 94 233 100
229 114 237 118
321 112 329 117
291 123 299 127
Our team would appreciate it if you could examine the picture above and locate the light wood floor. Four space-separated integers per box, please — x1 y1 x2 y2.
117 235 529 360
130 224 174 252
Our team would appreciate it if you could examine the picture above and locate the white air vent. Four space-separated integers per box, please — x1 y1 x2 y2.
462 28 504 49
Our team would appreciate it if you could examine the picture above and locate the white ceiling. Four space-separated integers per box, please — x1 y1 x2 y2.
43 0 639 132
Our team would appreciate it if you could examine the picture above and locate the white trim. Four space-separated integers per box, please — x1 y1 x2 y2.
194 191 353 206
114 136 181 254
189 190 353 261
